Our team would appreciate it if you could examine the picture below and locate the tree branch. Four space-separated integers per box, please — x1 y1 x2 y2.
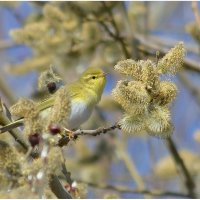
75 178 190 198
178 71 200 106
99 1 131 58
0 99 28 151
0 40 18 50
166 138 196 198
134 34 200 73
192 1 200 28
57 121 196 197
58 124 120 147
49 174 72 199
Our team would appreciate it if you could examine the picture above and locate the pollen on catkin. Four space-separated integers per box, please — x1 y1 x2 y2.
38 67 62 91
114 59 138 77
112 80 149 115
146 106 172 138
10 98 44 137
43 4 65 25
119 113 146 133
48 86 71 125
10 22 48 45
154 81 177 106
0 141 21 177
114 59 155 81
43 4 79 31
157 42 185 74
10 98 38 118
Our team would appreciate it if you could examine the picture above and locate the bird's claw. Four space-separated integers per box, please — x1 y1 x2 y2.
64 128 75 140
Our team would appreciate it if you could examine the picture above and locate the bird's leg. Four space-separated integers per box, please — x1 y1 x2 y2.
63 127 75 140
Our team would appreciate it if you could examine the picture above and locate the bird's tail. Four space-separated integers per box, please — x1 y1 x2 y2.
0 118 24 133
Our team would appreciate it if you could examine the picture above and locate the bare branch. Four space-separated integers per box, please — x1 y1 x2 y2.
178 71 200 106
49 174 72 199
192 1 200 28
75 178 191 198
99 1 131 58
134 34 200 73
0 99 28 151
61 163 73 186
0 73 17 105
0 40 18 50
57 124 120 147
166 138 196 198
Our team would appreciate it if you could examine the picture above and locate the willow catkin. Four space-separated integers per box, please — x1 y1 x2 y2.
146 106 172 136
10 22 48 45
157 42 185 74
120 113 146 134
38 67 62 91
112 80 150 115
154 81 177 106
10 98 37 118
48 86 71 125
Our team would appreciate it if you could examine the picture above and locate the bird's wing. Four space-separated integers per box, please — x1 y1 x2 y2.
36 83 80 112
0 84 80 134
36 95 55 112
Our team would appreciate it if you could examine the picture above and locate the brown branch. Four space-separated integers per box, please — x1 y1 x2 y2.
192 1 200 28
74 123 121 137
0 73 17 105
61 163 73 186
0 40 18 50
75 178 190 198
166 138 196 198
49 174 72 199
99 1 131 58
0 99 28 151
134 34 200 73
178 71 200 106
58 123 196 197
57 122 195 197
58 124 120 147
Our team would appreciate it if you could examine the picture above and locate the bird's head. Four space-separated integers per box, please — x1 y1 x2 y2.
79 67 107 98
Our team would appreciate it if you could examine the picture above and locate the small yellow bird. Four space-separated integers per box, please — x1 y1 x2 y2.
0 67 106 132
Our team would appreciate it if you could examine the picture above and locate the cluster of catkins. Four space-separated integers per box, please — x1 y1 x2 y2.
8 2 125 75
10 68 71 147
112 42 185 138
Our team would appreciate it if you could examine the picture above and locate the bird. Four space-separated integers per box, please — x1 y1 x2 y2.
0 67 107 133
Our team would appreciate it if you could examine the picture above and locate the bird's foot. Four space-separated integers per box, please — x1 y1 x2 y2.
63 128 75 140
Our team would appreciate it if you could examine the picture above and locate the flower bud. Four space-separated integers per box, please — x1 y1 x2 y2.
48 124 61 135
28 133 40 147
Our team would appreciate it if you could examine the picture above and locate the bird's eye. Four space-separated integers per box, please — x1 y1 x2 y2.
92 76 96 79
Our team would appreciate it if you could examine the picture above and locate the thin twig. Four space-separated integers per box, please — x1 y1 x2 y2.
62 163 73 186
0 100 28 151
115 142 145 190
166 138 196 198
74 124 121 137
75 178 190 198
178 71 200 107
100 1 131 58
0 40 18 50
134 34 200 73
58 124 120 147
192 1 200 28
0 74 17 105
